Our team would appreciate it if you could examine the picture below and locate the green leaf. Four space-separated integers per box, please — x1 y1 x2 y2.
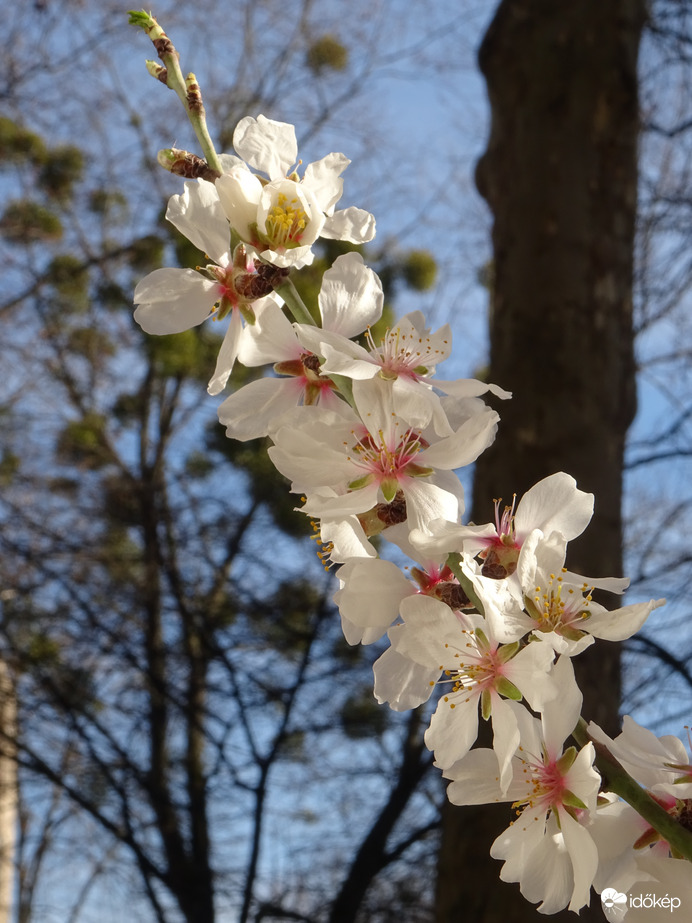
128 10 156 29
38 145 84 200
0 116 47 165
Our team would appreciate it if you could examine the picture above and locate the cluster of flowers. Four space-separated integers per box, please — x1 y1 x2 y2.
134 113 692 917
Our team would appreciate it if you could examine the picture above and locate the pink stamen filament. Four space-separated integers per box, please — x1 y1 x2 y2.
348 426 423 481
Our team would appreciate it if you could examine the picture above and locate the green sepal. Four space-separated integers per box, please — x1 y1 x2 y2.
230 229 243 256
555 746 578 775
495 677 522 700
327 374 355 408
496 641 520 664
523 594 543 622
561 788 588 811
248 221 264 244
216 295 234 321
481 688 492 720
474 626 490 650
348 473 376 491
403 463 434 478
559 625 588 642
380 478 399 503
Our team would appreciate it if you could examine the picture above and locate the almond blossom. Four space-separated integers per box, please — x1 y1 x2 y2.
587 717 692 877
517 565 664 653
445 658 600 913
297 309 510 434
133 178 273 394
215 115 375 269
267 377 499 533
217 252 383 440
333 534 469 644
125 54 690 910
589 716 692 788
411 471 595 580
382 594 559 787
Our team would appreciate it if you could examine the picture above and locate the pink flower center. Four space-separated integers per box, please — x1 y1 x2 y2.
347 426 430 489
411 565 471 611
438 631 504 702
364 323 448 380
513 751 567 815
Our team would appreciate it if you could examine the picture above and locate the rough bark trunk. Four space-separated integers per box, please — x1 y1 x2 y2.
435 1 644 921
0 662 16 923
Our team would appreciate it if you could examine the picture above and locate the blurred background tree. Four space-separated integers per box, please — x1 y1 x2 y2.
0 2 461 921
1 1 692 922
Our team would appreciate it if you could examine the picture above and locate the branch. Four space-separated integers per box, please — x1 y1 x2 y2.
327 708 435 923
574 719 692 862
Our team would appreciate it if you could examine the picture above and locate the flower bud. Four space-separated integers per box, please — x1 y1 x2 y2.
156 148 220 182
145 59 168 84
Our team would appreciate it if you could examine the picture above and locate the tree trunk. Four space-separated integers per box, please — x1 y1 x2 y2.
0 662 16 923
435 1 644 921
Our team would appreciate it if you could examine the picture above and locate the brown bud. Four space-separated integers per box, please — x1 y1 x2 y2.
153 36 177 62
164 150 220 183
433 582 472 611
375 491 407 526
234 263 290 299
185 74 204 114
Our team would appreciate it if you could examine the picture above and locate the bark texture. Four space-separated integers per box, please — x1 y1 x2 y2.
435 2 645 921
0 663 16 923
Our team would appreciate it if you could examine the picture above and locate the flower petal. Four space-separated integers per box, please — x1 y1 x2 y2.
302 152 349 212
322 206 376 242
238 295 300 366
165 180 231 265
215 166 263 240
515 472 594 543
233 115 298 179
317 252 383 337
217 376 303 440
133 268 218 334
207 309 243 395
373 645 438 711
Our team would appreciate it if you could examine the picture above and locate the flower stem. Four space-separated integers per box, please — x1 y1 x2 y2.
574 718 692 862
327 374 356 410
445 553 486 616
129 11 223 174
274 278 317 326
